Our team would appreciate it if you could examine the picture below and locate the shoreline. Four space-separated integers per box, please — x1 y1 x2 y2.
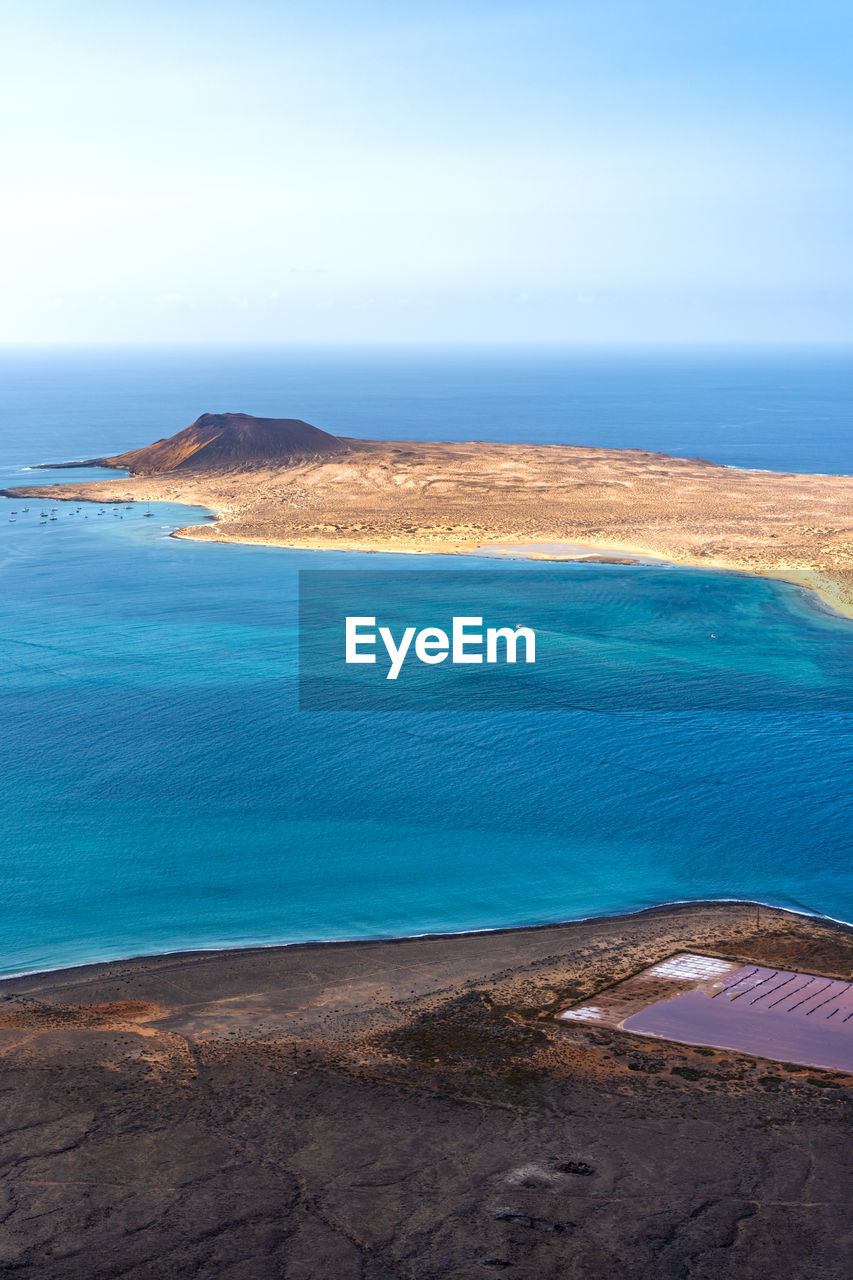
172 518 853 621
3 896 850 988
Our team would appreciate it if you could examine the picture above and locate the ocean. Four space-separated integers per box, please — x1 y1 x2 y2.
0 345 851 975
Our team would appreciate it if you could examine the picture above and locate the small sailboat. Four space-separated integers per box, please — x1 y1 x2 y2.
143 506 152 517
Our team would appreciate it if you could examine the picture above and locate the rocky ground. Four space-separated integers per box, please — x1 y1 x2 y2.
0 902 851 1279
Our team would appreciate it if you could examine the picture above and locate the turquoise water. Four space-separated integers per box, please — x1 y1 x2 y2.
0 347 851 974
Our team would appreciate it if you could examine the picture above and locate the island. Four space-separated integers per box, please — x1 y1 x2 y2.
4 411 853 617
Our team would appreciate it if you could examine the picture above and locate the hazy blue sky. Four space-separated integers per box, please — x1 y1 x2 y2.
1 0 850 343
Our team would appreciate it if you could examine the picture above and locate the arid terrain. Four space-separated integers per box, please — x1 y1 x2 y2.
5 413 853 617
1 902 851 1279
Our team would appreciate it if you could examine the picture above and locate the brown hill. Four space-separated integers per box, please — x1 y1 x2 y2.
108 412 346 474
40 413 347 475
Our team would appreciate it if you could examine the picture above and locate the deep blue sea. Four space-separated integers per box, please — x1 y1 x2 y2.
1 345 851 975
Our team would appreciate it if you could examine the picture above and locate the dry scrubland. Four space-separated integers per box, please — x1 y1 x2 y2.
9 435 853 616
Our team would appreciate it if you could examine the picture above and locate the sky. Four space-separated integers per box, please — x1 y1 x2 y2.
0 0 850 344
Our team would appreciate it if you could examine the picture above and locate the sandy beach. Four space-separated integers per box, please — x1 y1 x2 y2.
1 901 851 1278
6 436 853 618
